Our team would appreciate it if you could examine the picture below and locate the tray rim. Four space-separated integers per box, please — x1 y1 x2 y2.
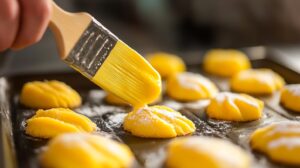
0 78 17 168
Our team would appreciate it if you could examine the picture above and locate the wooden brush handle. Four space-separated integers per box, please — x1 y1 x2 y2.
49 2 92 59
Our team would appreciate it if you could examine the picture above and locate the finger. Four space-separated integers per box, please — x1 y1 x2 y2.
12 0 52 49
0 0 20 51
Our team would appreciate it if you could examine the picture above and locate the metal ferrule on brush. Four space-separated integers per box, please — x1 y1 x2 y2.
64 19 118 79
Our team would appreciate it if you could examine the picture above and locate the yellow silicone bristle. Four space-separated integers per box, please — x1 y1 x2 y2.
92 40 161 107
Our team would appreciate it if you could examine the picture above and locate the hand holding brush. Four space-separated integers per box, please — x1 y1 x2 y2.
49 2 161 107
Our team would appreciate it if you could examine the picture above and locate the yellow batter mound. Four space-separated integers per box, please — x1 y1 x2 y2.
105 92 161 106
20 80 81 109
40 133 134 168
147 52 186 78
166 137 251 168
206 92 263 121
231 69 285 95
250 122 300 166
166 72 219 101
280 85 300 112
26 108 96 138
123 105 195 138
105 92 129 106
203 49 251 77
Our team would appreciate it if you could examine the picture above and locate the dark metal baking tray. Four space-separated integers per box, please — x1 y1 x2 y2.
1 57 300 168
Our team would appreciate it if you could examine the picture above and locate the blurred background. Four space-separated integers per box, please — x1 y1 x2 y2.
1 0 300 75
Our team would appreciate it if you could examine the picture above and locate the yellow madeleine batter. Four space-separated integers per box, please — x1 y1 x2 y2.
206 92 263 121
25 108 96 138
231 69 285 95
123 105 195 138
166 72 219 101
280 85 300 112
105 92 162 106
203 49 251 77
250 122 300 166
147 52 186 78
166 136 251 168
104 92 129 106
20 80 81 109
40 133 134 168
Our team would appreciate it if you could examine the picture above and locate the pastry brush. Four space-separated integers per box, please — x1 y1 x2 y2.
49 2 161 107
